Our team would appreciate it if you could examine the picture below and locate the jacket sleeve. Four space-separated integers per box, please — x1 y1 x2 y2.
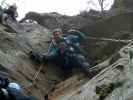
0 76 9 88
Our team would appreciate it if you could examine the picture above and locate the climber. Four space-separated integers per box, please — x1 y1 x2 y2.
29 28 91 78
0 75 37 100
7 83 37 100
2 4 18 22
30 28 63 63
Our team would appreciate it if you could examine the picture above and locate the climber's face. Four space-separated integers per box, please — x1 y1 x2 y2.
53 31 61 39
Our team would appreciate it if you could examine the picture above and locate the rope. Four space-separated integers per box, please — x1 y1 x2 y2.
72 31 133 43
31 63 44 85
23 63 44 91
86 36 133 43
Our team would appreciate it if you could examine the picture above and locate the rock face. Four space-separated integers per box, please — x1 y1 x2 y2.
48 41 133 100
0 22 65 100
1 1 133 99
20 12 98 32
79 10 133 62
112 0 133 9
